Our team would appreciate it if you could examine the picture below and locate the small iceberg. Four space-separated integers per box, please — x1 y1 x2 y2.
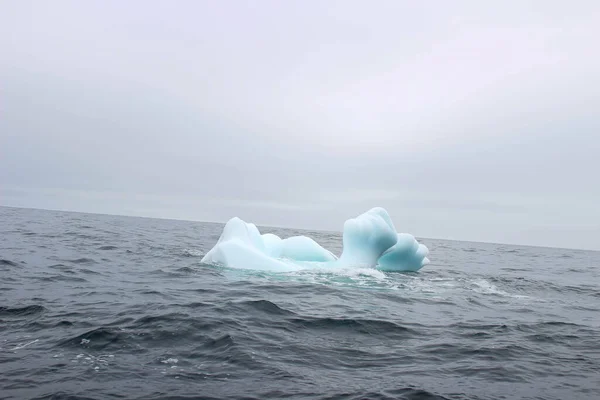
201 207 430 272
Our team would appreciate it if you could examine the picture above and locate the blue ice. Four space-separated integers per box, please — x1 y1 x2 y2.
201 208 430 272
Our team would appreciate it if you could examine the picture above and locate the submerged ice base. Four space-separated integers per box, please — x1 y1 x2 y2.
201 207 430 272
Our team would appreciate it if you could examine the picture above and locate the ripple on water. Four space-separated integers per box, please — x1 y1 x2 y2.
0 306 47 327
97 245 118 250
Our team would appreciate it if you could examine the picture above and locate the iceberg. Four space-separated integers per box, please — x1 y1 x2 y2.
201 207 430 272
377 233 430 272
279 236 337 262
201 217 297 271
337 207 398 267
261 233 337 262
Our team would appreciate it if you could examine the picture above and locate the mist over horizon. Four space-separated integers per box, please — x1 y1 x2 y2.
2 204 598 253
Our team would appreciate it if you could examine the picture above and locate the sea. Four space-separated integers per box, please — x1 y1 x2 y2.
1 206 599 400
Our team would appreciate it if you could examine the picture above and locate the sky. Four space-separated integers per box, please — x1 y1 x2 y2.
1 1 599 250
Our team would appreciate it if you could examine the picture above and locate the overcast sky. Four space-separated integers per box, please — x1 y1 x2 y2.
1 1 599 250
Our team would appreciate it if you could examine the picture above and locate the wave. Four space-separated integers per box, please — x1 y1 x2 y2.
58 327 125 350
98 245 118 250
229 299 296 316
0 305 47 316
289 316 417 338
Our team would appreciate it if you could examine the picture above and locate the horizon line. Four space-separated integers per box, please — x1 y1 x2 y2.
2 204 597 253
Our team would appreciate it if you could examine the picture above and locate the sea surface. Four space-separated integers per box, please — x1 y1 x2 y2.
1 206 599 400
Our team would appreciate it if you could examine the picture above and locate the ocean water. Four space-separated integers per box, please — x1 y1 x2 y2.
1 206 599 400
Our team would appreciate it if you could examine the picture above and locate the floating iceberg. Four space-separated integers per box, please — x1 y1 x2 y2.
201 208 430 272
338 207 398 267
377 233 430 272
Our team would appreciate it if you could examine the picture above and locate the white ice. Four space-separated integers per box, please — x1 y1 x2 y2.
376 233 430 272
261 233 337 262
201 207 430 273
201 218 299 271
337 207 398 267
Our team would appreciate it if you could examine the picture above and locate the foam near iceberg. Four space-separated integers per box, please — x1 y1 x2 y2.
201 207 430 272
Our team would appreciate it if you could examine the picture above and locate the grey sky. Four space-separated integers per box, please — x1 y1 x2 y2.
1 1 599 250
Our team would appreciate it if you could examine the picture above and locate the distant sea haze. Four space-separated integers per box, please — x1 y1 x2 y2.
1 206 599 400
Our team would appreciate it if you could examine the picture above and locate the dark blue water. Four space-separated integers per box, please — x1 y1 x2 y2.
1 206 599 400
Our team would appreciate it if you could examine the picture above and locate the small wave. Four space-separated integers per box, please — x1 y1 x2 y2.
98 245 118 250
501 249 520 253
315 387 453 400
11 339 39 350
67 258 97 265
451 322 510 331
132 313 191 327
465 297 490 307
48 263 71 271
0 259 19 266
0 305 47 316
419 342 532 362
58 327 125 350
450 320 586 340
63 231 97 239
78 268 101 275
562 285 600 297
135 289 174 299
174 266 198 274
535 321 582 327
501 267 530 272
290 316 416 337
567 304 600 312
31 391 101 400
200 333 236 351
231 299 296 316
451 365 529 383
469 279 530 299
148 268 168 275
526 332 582 344
182 248 203 257
35 275 88 283
27 318 92 330
176 301 212 309
189 333 274 371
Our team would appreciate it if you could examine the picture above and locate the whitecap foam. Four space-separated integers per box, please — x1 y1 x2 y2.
469 279 531 299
